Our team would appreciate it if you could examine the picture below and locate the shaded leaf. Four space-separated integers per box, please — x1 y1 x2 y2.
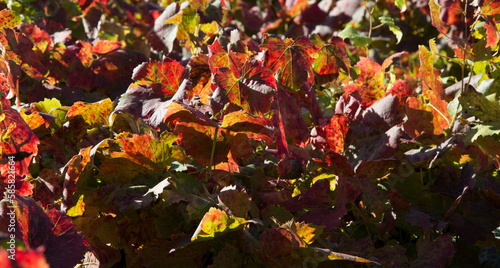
339 25 372 47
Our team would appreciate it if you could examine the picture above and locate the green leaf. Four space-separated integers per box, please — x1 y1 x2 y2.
338 25 372 47
465 122 500 143
33 98 62 114
459 90 500 122
379 16 402 44
191 207 247 241
394 0 407 12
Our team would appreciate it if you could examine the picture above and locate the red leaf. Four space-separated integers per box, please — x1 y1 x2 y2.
385 80 415 102
261 35 317 92
13 248 50 268
0 106 39 182
1 29 48 81
324 114 349 153
19 24 53 44
213 60 276 114
76 41 94 68
93 39 121 55
221 111 273 144
208 38 247 74
419 45 445 99
484 19 499 48
410 235 455 267
132 58 188 97
481 0 500 16
351 57 385 106
312 35 350 85
13 195 88 268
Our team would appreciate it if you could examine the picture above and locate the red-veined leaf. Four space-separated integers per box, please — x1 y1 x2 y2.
261 35 317 92
13 195 88 268
132 58 188 97
213 60 276 114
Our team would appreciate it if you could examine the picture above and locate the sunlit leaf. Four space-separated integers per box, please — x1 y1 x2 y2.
213 60 276 114
191 207 247 241
132 58 188 97
66 98 114 127
0 9 22 30
261 35 317 92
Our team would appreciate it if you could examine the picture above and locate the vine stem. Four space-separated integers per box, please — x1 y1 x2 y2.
206 125 219 183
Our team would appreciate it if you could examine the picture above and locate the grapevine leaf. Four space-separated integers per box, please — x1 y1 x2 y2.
92 39 121 55
311 35 350 85
409 235 455 267
428 0 448 34
261 35 317 92
0 9 22 30
324 114 349 153
220 111 273 144
379 16 402 43
208 38 248 73
419 44 445 99
96 133 182 184
213 61 276 114
480 0 500 16
66 98 114 127
311 247 377 263
291 222 324 246
0 106 40 182
13 195 88 268
191 207 247 241
1 29 48 81
459 88 500 122
394 0 407 12
218 186 252 217
284 179 331 212
149 2 188 53
338 25 372 47
132 58 188 97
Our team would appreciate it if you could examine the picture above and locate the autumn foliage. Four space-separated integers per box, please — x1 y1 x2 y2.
1 0 500 267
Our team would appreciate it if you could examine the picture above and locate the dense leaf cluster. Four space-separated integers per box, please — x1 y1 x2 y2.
1 0 500 267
